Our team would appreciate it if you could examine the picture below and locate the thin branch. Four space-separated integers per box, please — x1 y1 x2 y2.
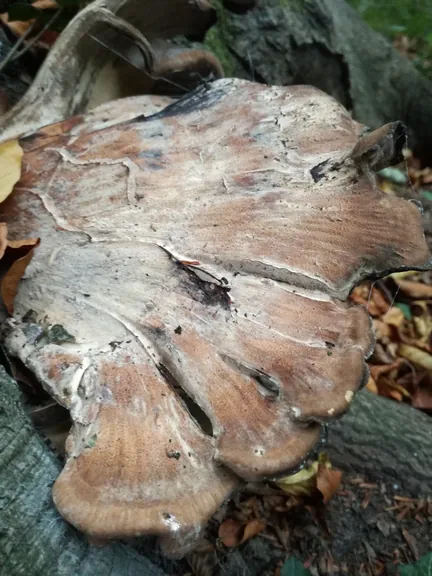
12 9 64 62
0 20 38 74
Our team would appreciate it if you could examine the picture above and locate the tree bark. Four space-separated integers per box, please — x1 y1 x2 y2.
328 389 432 496
0 366 166 576
205 0 432 164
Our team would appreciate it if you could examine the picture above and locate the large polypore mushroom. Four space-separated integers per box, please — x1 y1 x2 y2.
0 78 430 556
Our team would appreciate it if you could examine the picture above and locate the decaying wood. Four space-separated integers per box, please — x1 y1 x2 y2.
0 0 218 141
0 79 430 554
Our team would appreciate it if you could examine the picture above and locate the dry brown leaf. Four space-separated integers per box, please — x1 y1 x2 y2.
316 465 342 504
398 344 432 371
218 518 242 547
1 240 40 314
371 287 390 315
33 0 59 8
413 315 431 340
0 13 32 37
396 279 432 299
386 380 411 399
373 318 392 340
0 2 59 45
276 453 340 504
412 384 432 411
388 390 403 402
239 519 265 544
369 360 404 382
371 342 396 364
350 286 381 316
0 140 23 203
0 222 7 258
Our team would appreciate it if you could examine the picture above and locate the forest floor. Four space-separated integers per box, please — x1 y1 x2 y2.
170 473 432 576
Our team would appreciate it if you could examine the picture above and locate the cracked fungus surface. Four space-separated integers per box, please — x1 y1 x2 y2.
1 79 430 551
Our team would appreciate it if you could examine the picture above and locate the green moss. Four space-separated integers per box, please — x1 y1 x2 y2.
204 27 236 77
347 0 432 79
85 434 98 449
46 324 75 344
204 0 236 77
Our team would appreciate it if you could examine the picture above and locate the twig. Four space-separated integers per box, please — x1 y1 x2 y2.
0 20 38 74
12 9 64 61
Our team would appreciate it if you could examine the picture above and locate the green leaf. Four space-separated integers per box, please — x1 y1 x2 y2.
420 189 432 202
399 553 432 576
8 2 39 21
395 302 412 321
281 557 312 576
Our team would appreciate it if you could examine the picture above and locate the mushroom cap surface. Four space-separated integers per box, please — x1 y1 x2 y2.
1 79 430 551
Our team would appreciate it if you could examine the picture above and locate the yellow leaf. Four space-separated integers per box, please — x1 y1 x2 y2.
0 140 23 203
366 376 378 394
276 460 319 496
382 307 405 328
389 271 418 282
378 180 395 194
398 344 432 371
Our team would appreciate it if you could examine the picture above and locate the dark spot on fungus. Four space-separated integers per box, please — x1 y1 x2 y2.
150 84 225 119
157 363 214 436
310 159 329 182
166 450 181 460
174 326 182 335
47 324 75 344
22 309 37 323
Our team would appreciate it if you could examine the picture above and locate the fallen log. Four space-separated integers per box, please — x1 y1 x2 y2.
0 366 166 576
206 0 432 164
328 389 432 496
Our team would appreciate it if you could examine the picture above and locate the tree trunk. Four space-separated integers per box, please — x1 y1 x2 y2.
205 0 432 164
328 389 432 496
0 366 166 576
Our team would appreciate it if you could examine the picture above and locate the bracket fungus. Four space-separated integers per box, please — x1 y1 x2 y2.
0 78 430 556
